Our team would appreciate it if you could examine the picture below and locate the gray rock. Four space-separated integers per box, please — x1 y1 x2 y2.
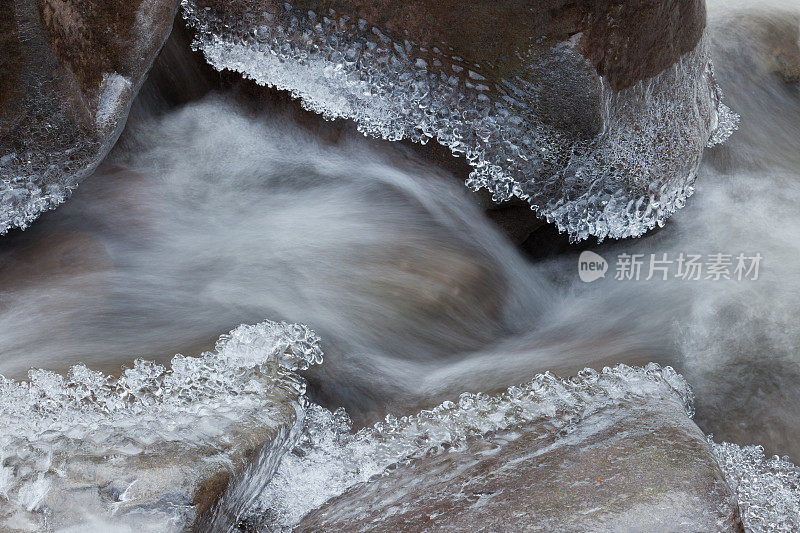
0 321 322 531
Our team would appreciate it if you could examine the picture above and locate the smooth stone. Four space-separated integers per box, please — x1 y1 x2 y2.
0 0 178 233
297 383 743 532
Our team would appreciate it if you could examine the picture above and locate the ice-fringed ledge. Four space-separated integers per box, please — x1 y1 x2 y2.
2 325 794 532
181 1 738 241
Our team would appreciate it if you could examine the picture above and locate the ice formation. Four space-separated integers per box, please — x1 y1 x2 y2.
249 362 800 532
181 1 738 241
1 141 97 237
713 441 800 532
0 322 800 532
1 318 796 531
0 320 322 530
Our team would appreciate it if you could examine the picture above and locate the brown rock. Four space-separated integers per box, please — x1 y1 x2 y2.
192 0 704 93
297 391 743 532
182 0 722 242
0 0 178 233
184 0 706 147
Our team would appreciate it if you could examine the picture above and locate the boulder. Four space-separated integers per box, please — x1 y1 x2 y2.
182 0 734 241
186 0 705 92
253 365 743 532
0 321 322 531
298 404 743 532
0 0 178 234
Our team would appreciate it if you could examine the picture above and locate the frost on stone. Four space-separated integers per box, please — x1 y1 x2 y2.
712 441 800 532
0 320 322 530
2 318 797 532
1 0 176 236
252 363 694 530
181 1 739 241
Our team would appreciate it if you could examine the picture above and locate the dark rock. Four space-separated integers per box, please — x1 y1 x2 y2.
189 0 704 93
0 0 179 234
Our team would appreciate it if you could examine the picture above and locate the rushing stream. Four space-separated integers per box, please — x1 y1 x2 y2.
1 0 800 530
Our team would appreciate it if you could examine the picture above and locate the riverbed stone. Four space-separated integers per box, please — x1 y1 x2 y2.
0 321 322 532
296 386 743 532
0 383 299 532
187 0 705 93
0 0 178 234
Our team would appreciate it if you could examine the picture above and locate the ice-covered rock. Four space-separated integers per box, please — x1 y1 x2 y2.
5 320 797 532
0 320 323 531
181 0 737 241
243 364 743 532
0 0 178 235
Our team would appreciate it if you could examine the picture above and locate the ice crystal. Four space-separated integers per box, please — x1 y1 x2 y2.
712 441 800 532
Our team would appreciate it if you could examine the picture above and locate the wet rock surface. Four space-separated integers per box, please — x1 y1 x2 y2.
230 364 744 532
0 0 178 234
296 384 742 533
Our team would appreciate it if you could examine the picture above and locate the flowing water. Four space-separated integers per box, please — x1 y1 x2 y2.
1 0 799 530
